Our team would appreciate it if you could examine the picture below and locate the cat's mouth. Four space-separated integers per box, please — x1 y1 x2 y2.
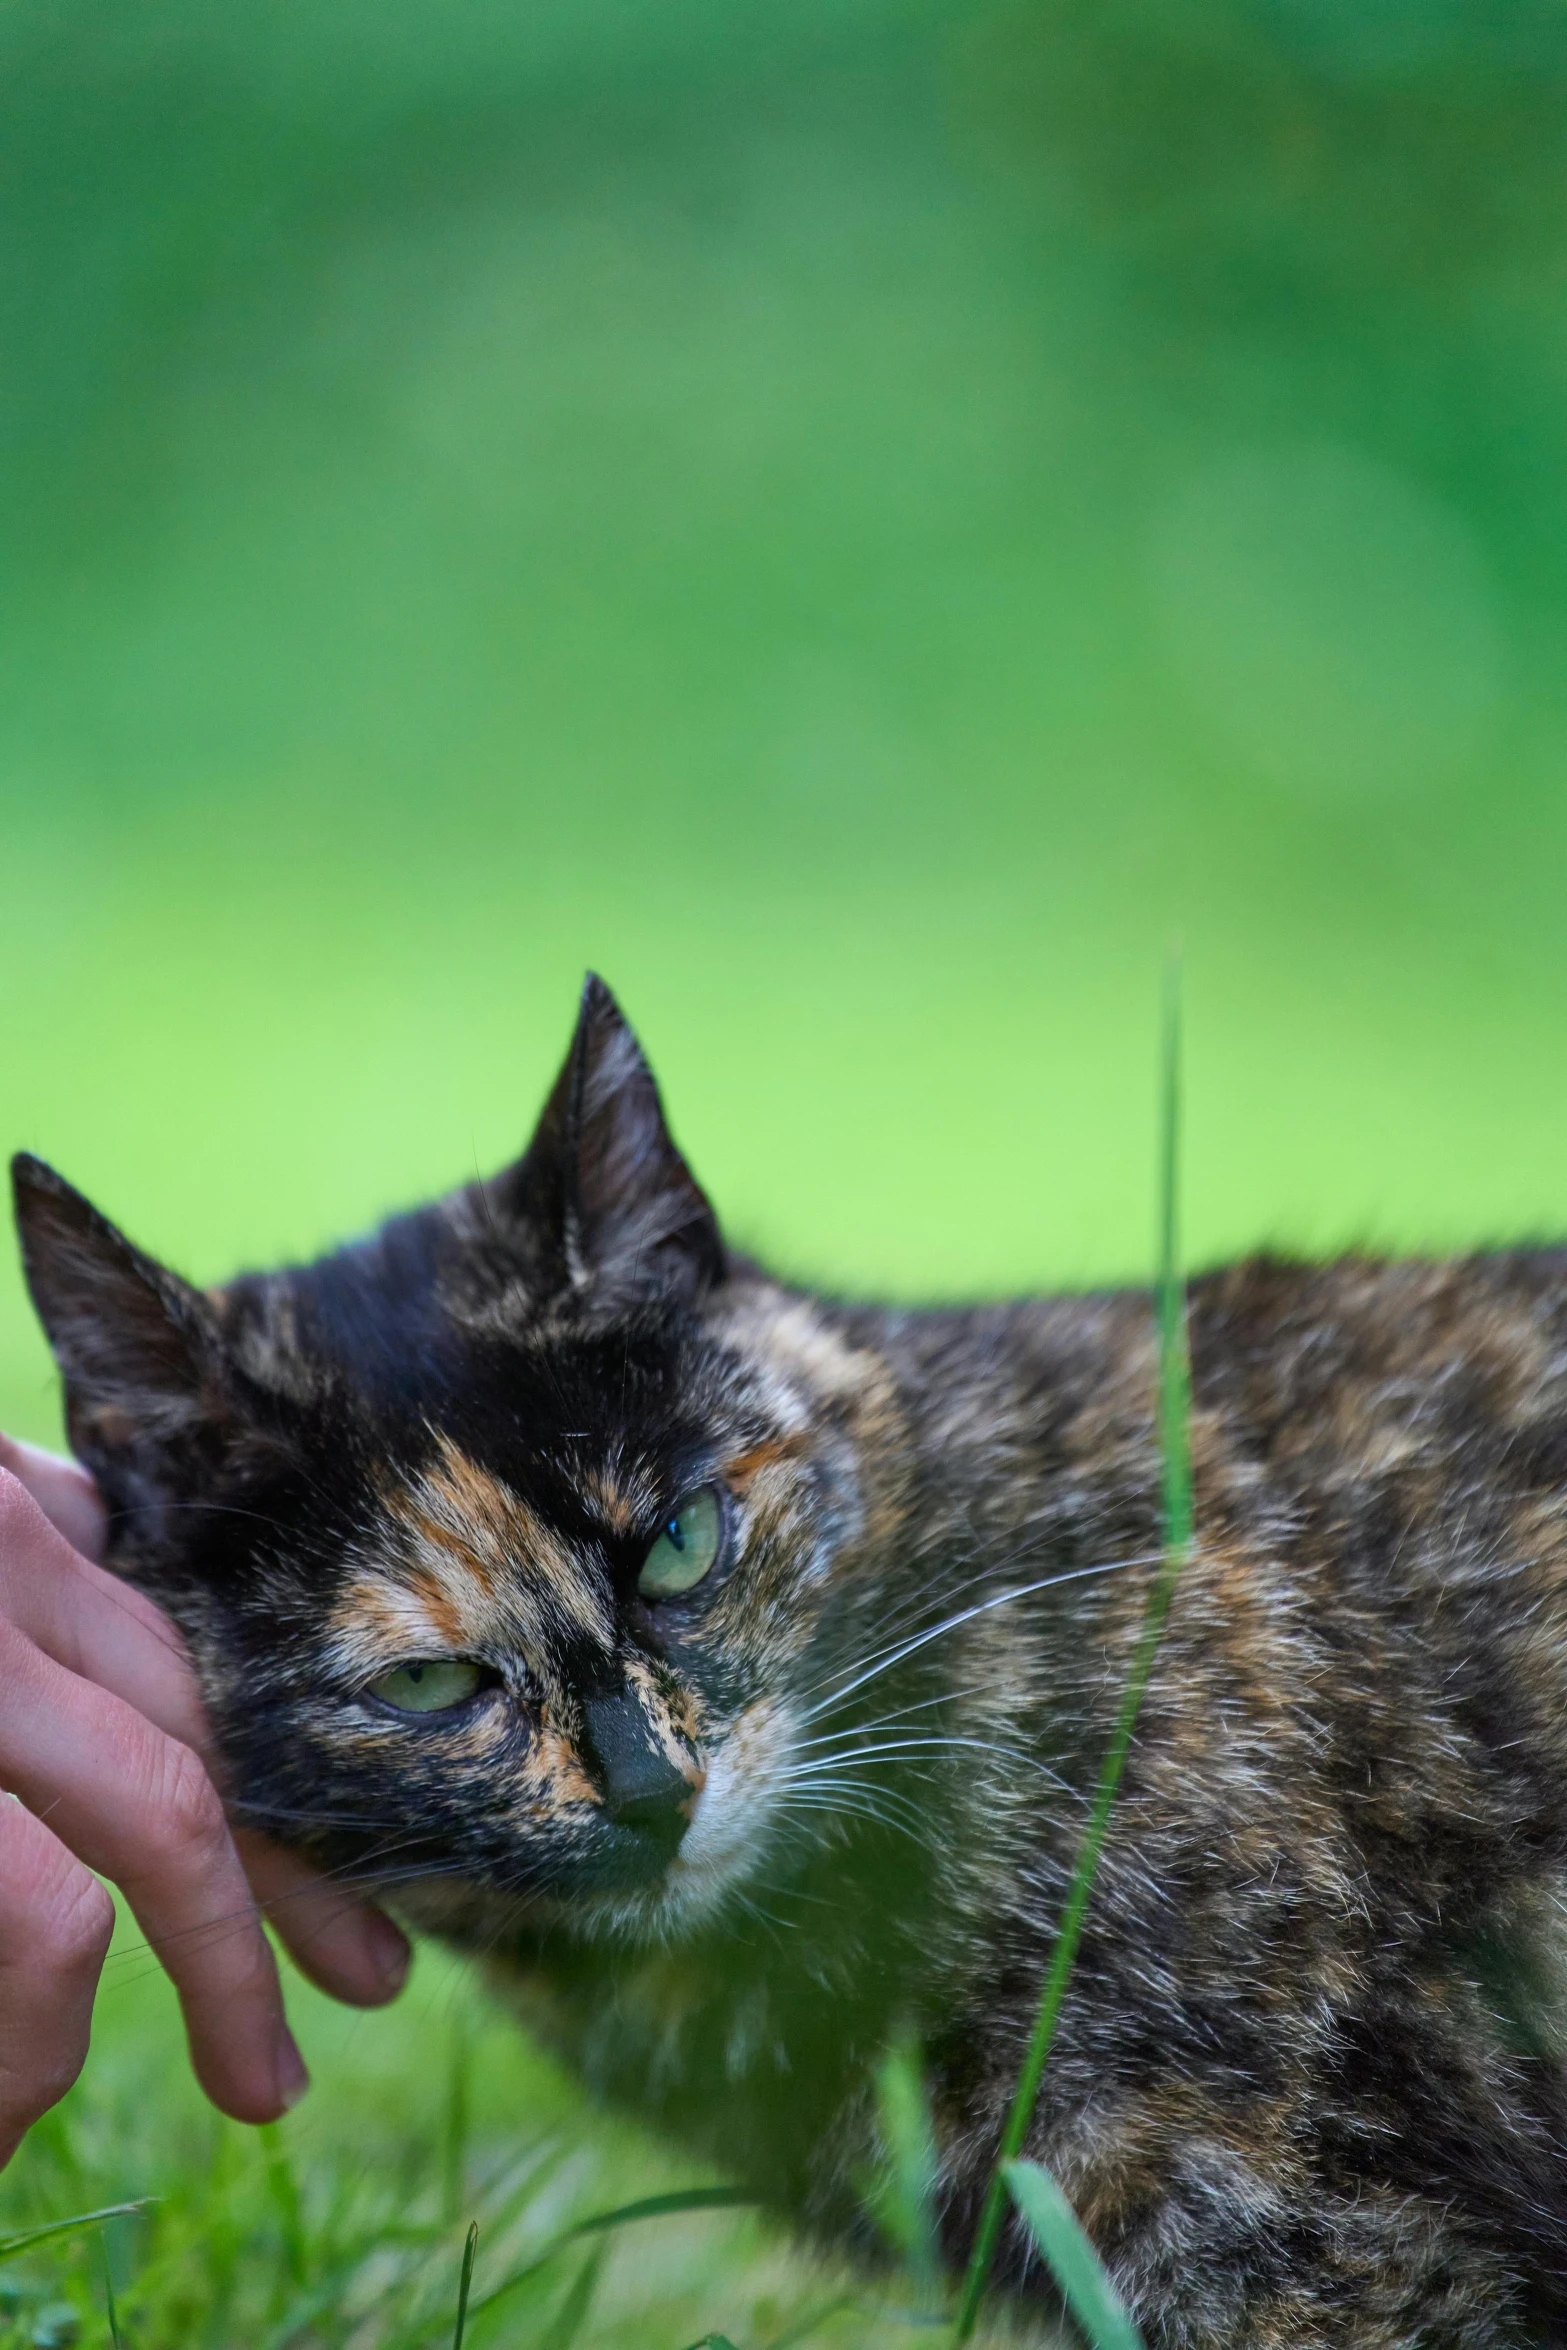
375 1698 797 1949
561 1695 796 1939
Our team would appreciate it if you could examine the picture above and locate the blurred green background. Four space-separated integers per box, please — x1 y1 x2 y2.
5 0 1567 1442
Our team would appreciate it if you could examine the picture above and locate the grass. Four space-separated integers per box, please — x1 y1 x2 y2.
952 959 1190 2343
0 1936 1014 2350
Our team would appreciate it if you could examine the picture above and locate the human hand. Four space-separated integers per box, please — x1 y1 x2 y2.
0 1431 410 2165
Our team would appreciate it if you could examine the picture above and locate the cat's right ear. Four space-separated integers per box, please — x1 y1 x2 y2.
489 975 725 1308
10 1154 227 1507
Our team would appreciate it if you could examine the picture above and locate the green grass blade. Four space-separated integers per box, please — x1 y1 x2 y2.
681 2338 742 2349
764 2294 855 2347
569 2186 754 2235
537 2246 603 2350
451 2221 478 2350
1001 2162 1143 2350
953 953 1194 2341
99 2231 124 2350
260 2123 307 2288
0 2204 150 2265
1156 953 1194 1570
871 2038 942 2311
466 2186 755 2324
442 2007 470 2231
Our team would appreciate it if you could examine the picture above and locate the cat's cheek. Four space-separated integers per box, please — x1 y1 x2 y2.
661 1696 796 1925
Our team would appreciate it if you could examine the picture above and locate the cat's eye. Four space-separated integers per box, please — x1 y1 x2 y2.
638 1486 724 1601
366 1659 483 1715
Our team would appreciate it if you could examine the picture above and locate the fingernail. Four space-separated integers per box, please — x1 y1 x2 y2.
365 1911 411 1993
276 2032 310 2112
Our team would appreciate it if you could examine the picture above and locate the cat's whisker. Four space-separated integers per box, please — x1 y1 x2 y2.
798 1522 1138 1682
785 1685 988 1749
113 1498 300 1535
796 1539 1153 1715
779 1734 1073 1790
789 1709 1061 1767
227 1797 414 1831
774 1766 926 1819
796 1553 1157 1725
98 1860 482 1987
775 1790 922 1841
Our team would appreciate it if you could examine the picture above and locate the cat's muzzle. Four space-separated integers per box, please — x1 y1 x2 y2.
581 1688 701 1875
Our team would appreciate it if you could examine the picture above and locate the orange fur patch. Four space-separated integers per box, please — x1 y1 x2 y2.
329 1435 613 1677
724 1433 809 1494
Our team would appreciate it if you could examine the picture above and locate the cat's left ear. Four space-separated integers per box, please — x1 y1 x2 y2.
495 975 725 1307
10 1153 230 1512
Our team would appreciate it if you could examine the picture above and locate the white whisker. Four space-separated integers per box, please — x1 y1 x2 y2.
799 1553 1155 1723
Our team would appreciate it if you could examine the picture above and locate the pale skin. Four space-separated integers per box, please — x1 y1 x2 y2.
0 1432 409 2168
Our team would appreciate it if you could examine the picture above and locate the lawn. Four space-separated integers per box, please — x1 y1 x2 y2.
0 1934 1004 2349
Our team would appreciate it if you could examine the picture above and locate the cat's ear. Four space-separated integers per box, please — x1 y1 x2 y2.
497 975 724 1306
10 1153 228 1503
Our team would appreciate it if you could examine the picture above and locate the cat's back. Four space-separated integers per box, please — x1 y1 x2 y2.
833 1247 1567 1886
851 1243 1567 1560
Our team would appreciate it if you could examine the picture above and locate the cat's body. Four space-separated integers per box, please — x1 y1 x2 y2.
14 979 1567 2348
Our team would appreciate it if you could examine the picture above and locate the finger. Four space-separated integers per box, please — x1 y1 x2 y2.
236 1832 410 2007
0 1473 409 2011
0 1468 208 1749
0 1796 115 2168
0 1626 304 2124
0 1434 106 1563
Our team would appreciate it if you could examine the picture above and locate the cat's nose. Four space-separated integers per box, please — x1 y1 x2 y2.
581 1691 698 1853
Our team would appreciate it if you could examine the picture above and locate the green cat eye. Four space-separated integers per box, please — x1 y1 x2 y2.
366 1658 483 1715
638 1486 723 1601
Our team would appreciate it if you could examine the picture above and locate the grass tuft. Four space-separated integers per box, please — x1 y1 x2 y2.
450 2221 478 2350
952 953 1194 2342
0 2210 149 2268
97 2237 122 2350
1001 2164 1142 2350
869 2040 942 2317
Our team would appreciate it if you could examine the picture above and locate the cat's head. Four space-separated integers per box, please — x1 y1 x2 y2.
11 979 908 1947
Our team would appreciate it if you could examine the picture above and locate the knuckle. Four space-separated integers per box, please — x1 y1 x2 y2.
154 1740 228 1865
0 1469 33 1549
32 1862 114 1976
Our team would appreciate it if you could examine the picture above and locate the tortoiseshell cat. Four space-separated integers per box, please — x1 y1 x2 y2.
13 977 1567 2347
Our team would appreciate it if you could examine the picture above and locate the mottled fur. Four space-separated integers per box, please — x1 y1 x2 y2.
14 978 1567 2346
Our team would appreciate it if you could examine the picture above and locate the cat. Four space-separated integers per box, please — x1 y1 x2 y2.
14 973 1567 2348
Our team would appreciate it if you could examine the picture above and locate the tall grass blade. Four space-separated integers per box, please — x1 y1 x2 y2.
451 2221 478 2350
0 2205 149 2265
465 2186 755 2326
765 2295 855 2347
260 2123 307 2288
442 2006 470 2230
871 2037 942 2312
1001 2162 1143 2350
953 952 1194 2341
567 2186 753 2237
538 2246 603 2350
100 2231 124 2350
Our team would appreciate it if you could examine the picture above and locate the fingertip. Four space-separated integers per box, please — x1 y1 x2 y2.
362 1909 412 2001
288 1906 411 2009
0 1435 107 1563
277 2031 309 2112
261 1867 411 2008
